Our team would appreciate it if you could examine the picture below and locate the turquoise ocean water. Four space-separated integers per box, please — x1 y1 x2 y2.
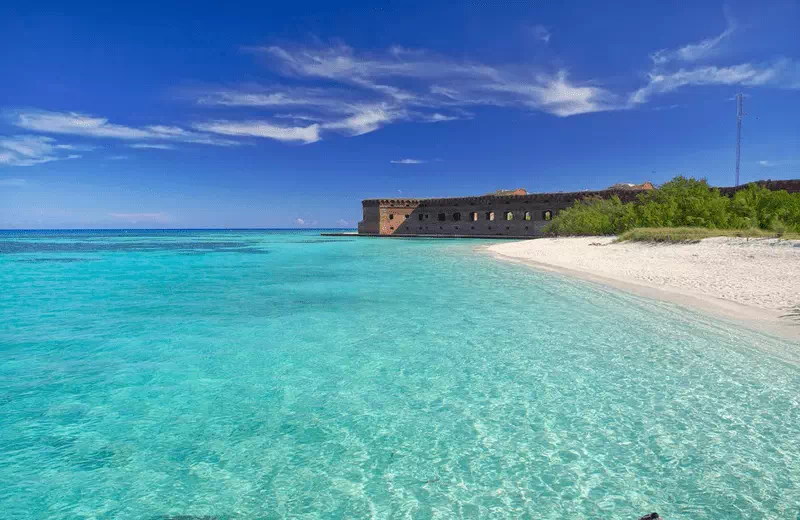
1 230 798 519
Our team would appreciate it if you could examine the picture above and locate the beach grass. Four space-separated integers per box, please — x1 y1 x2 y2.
616 227 800 243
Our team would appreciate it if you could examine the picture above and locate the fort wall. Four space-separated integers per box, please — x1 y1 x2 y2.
357 179 800 238
358 188 645 238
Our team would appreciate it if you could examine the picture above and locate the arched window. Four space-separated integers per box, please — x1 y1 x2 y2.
418 213 424 221
453 212 461 221
524 211 531 221
389 214 394 220
470 212 478 221
438 213 446 221
543 210 553 221
486 211 495 221
504 211 513 221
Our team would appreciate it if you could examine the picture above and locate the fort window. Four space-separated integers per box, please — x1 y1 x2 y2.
524 211 531 221
418 214 424 221
389 214 394 220
543 210 553 221
504 211 513 221
470 212 478 221
486 211 495 221
438 213 446 221
453 212 461 221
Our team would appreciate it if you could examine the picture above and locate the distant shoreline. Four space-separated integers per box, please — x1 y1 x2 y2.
487 237 800 349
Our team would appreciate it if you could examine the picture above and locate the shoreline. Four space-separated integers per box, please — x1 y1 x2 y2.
486 237 800 347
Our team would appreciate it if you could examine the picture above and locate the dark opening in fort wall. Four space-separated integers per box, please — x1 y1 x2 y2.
356 179 800 238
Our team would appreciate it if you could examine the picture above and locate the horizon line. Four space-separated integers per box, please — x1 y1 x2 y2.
0 227 358 232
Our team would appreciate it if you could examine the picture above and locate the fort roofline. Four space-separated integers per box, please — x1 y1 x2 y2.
362 188 642 208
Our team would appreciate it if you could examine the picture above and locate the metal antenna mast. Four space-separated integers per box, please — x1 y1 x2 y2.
735 93 743 186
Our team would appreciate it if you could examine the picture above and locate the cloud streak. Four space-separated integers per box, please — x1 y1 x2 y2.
0 135 82 167
630 61 787 105
192 121 321 143
8 110 241 147
650 19 736 65
128 143 176 150
390 158 426 164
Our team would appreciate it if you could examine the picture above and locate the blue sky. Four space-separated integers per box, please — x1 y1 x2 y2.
1 1 798 229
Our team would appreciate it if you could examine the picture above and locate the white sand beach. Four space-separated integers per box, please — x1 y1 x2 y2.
488 237 800 342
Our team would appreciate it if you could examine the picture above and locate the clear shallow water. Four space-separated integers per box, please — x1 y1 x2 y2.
1 230 798 520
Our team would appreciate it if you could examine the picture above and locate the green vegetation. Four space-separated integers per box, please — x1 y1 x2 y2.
616 227 798 243
544 176 800 240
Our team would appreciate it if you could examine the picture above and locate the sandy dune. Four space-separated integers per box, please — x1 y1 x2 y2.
488 236 800 342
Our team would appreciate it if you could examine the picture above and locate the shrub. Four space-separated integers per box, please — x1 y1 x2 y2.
617 227 782 243
544 196 635 236
544 176 800 237
633 176 730 228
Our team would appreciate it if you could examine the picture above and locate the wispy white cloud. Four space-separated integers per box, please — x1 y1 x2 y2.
128 143 176 150
53 143 97 151
758 159 799 168
629 61 789 105
530 25 551 44
8 110 240 147
12 111 153 139
0 135 83 167
652 104 681 111
0 177 26 186
321 105 399 136
198 90 306 107
195 87 357 111
390 158 426 164
336 218 352 227
294 217 305 225
192 121 321 143
273 113 325 122
650 20 736 65
416 112 468 123
107 155 129 160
